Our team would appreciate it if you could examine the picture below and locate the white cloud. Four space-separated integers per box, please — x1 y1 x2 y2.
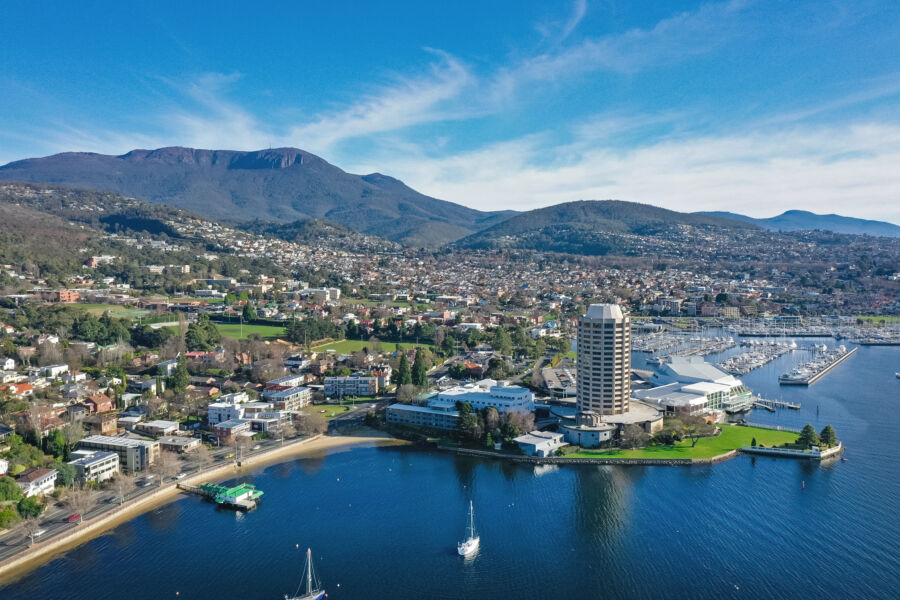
354 120 900 222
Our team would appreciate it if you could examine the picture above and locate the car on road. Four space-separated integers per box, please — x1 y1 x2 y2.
34 528 47 537
67 514 80 523
252 444 261 450
175 473 186 479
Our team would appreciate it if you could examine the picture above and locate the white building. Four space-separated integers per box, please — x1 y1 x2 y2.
39 364 70 378
0 458 8 475
16 467 58 497
208 402 246 425
69 450 120 484
514 431 567 457
436 379 534 413
324 376 378 398
77 435 160 473
261 386 312 410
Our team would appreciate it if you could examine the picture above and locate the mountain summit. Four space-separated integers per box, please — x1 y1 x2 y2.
0 147 512 246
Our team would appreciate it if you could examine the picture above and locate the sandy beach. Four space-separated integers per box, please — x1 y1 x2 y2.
0 431 405 583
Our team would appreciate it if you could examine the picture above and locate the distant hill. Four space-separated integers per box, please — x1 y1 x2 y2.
0 147 513 247
454 200 759 255
701 210 900 238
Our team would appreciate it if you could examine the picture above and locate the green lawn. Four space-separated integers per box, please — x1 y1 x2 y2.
311 339 433 354
76 303 150 318
855 315 900 323
171 297 225 304
564 425 798 460
303 404 353 419
214 323 286 339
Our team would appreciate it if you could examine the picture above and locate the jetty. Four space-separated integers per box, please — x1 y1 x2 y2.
779 346 857 386
740 442 843 461
177 482 264 511
753 397 801 410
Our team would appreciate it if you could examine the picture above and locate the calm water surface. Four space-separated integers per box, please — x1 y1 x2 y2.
2 343 898 599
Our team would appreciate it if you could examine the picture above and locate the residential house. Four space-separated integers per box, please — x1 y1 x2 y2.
16 467 58 497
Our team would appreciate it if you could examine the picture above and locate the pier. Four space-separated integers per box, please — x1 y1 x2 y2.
779 346 857 385
177 482 264 511
753 397 801 410
739 442 843 461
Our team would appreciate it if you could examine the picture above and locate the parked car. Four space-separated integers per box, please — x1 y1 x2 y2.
67 514 80 523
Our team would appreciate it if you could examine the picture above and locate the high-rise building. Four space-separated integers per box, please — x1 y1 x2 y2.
576 303 631 415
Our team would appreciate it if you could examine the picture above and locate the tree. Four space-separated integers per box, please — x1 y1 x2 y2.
297 412 328 436
17 496 44 519
797 424 821 449
172 355 190 393
485 432 494 449
448 363 469 380
52 461 78 487
819 425 837 448
242 303 257 321
110 474 136 505
154 451 182 484
680 416 716 447
67 485 97 523
21 517 42 546
486 357 509 379
493 327 513 356
620 424 650 449
396 384 418 404
191 444 214 470
457 410 480 442
0 477 24 502
397 353 412 386
750 437 757 447
482 407 500 433
61 422 84 460
411 350 428 387
500 410 534 440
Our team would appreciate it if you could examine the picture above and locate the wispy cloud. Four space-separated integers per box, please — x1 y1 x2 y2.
358 120 900 222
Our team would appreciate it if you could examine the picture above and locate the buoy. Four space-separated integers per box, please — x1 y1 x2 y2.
802 480 805 489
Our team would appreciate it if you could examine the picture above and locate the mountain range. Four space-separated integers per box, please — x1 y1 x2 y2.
1 146 897 250
700 210 900 238
0 147 511 247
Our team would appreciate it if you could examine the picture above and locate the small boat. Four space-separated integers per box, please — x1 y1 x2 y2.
285 548 325 600
457 501 480 556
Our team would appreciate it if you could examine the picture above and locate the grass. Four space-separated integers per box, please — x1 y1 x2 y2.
75 303 150 318
310 339 433 354
214 323 286 339
170 297 225 304
564 425 798 460
855 316 900 323
303 404 353 419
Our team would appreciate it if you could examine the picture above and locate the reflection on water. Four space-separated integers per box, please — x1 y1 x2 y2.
1 347 898 600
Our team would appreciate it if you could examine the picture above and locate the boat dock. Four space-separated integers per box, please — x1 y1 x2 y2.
753 397 801 410
177 482 264 511
739 442 843 461
779 346 857 386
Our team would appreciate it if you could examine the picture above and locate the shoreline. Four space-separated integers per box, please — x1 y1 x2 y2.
0 431 406 584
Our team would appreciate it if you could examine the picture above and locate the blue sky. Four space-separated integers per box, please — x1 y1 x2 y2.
1 0 898 221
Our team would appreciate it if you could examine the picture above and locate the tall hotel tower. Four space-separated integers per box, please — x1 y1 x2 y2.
576 304 631 415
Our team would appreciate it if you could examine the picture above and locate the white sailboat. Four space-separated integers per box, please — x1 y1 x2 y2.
285 547 325 600
457 500 480 556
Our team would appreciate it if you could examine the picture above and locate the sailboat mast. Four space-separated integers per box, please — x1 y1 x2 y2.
306 548 313 595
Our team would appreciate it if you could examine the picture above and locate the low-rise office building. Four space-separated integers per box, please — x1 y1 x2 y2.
386 400 460 430
213 419 252 443
135 420 180 438
436 380 534 413
157 436 202 453
77 435 160 473
69 450 120 484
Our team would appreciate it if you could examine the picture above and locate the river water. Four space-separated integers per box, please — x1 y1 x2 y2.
2 341 898 599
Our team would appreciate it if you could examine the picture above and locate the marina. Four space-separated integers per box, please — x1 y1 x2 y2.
779 346 857 386
718 340 797 375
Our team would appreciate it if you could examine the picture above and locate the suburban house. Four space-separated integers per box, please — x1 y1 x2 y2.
84 393 114 414
16 467 59 497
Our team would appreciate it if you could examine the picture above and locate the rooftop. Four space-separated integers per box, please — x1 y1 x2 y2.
585 304 625 321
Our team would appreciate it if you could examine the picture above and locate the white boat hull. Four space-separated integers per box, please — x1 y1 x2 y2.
458 536 480 556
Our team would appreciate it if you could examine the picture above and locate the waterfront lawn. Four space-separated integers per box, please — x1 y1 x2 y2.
304 404 352 419
311 339 433 354
564 425 798 460
214 323 286 339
